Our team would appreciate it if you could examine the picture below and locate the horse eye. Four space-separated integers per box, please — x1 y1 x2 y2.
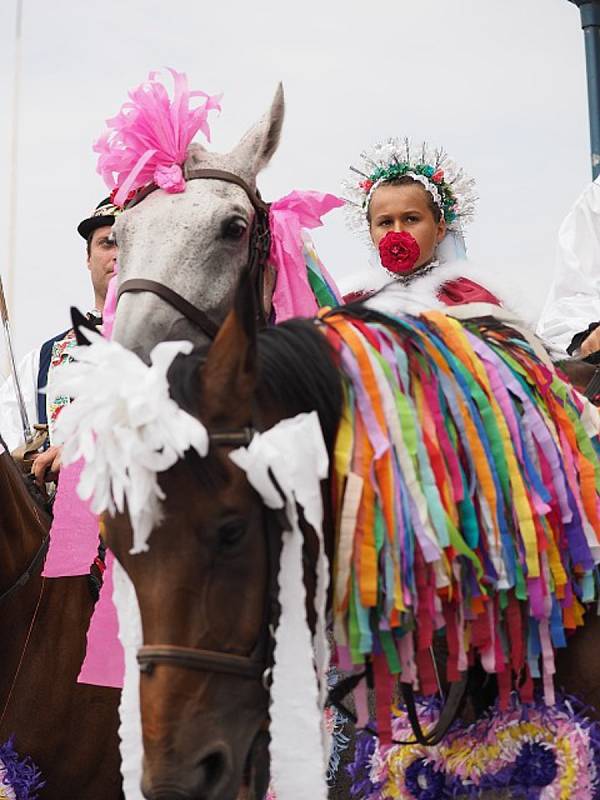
218 519 246 547
223 218 248 241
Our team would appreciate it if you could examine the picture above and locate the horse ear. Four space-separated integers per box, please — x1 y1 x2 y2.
70 306 96 346
231 83 284 178
198 268 258 426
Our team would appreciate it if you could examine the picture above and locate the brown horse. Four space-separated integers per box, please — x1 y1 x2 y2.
102 276 600 800
0 442 122 799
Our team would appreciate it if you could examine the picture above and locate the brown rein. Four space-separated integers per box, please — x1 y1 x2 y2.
117 169 271 340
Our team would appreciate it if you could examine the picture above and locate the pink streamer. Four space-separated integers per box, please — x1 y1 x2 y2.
269 190 343 321
76 264 126 687
77 550 125 688
94 68 221 206
43 458 100 577
46 260 126 687
103 263 119 340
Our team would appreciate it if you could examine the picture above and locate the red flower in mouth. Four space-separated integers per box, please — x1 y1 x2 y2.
378 231 421 274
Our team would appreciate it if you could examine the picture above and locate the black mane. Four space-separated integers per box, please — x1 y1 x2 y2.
256 317 343 449
168 316 344 452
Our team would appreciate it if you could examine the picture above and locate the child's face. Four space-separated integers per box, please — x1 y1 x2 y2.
369 183 446 271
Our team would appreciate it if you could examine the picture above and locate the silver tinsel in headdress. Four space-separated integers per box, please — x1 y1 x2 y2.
342 137 478 240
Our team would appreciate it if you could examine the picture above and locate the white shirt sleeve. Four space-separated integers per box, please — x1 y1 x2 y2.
537 178 600 354
0 348 40 452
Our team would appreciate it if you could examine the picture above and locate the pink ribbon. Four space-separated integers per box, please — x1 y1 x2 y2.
44 259 126 687
43 458 100 577
77 550 125 688
102 263 119 340
269 190 343 321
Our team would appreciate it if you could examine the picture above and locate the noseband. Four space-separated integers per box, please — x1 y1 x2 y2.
117 169 272 341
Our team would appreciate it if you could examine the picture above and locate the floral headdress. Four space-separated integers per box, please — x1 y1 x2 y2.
343 137 477 237
94 68 222 207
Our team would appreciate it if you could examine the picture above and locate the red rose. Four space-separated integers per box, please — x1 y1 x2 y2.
378 231 421 274
432 169 445 184
360 178 374 192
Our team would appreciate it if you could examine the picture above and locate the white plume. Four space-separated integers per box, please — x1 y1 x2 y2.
52 330 208 553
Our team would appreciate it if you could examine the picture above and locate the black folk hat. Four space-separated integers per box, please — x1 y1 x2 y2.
77 197 122 240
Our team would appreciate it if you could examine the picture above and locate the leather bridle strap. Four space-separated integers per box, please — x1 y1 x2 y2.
137 644 265 680
183 168 269 214
328 669 468 747
118 168 271 339
135 425 279 687
0 533 50 606
584 367 600 400
399 678 468 746
117 279 220 341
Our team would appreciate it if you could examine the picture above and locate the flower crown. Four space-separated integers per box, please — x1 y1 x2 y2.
342 138 477 236
94 68 222 207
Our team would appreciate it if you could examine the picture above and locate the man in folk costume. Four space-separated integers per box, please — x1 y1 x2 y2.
537 176 600 360
0 198 120 477
339 138 512 315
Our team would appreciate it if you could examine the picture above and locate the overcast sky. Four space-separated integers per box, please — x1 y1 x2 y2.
0 0 593 366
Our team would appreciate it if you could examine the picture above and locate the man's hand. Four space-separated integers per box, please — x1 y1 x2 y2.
31 444 62 487
580 326 600 358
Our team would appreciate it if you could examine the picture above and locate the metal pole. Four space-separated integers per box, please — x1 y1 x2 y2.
570 1 600 178
2 0 24 378
0 275 32 444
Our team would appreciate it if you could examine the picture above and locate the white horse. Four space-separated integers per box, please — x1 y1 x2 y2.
112 86 284 360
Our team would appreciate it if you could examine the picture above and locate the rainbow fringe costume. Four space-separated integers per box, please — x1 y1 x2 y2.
316 308 600 744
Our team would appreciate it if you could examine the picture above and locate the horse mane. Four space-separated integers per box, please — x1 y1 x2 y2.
167 316 344 454
256 318 343 450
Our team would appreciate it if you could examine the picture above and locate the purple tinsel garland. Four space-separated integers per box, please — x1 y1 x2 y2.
347 693 600 800
0 738 44 800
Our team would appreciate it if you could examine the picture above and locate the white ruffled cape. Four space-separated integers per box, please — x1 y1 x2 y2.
339 255 538 329
537 176 600 355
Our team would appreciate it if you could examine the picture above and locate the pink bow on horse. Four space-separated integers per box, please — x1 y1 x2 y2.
269 190 344 321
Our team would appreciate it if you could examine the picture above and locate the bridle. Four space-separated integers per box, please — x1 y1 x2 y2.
137 427 280 691
119 170 276 680
116 169 272 341
135 428 466 748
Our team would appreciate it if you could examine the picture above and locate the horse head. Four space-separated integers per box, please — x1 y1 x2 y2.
111 85 284 362
105 281 275 800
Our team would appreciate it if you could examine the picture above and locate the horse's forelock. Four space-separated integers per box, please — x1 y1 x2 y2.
167 346 209 418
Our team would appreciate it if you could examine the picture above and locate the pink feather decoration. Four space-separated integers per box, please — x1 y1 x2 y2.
94 68 222 206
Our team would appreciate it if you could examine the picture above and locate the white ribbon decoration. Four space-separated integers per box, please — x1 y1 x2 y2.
52 330 209 553
112 558 144 800
229 411 330 800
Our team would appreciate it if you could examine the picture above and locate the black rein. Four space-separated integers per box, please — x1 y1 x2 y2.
0 533 49 607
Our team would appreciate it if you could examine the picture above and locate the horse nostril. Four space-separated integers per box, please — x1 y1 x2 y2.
195 744 231 798
205 752 225 785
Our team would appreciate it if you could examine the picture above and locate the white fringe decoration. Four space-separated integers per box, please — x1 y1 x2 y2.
52 330 208 553
230 411 330 800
